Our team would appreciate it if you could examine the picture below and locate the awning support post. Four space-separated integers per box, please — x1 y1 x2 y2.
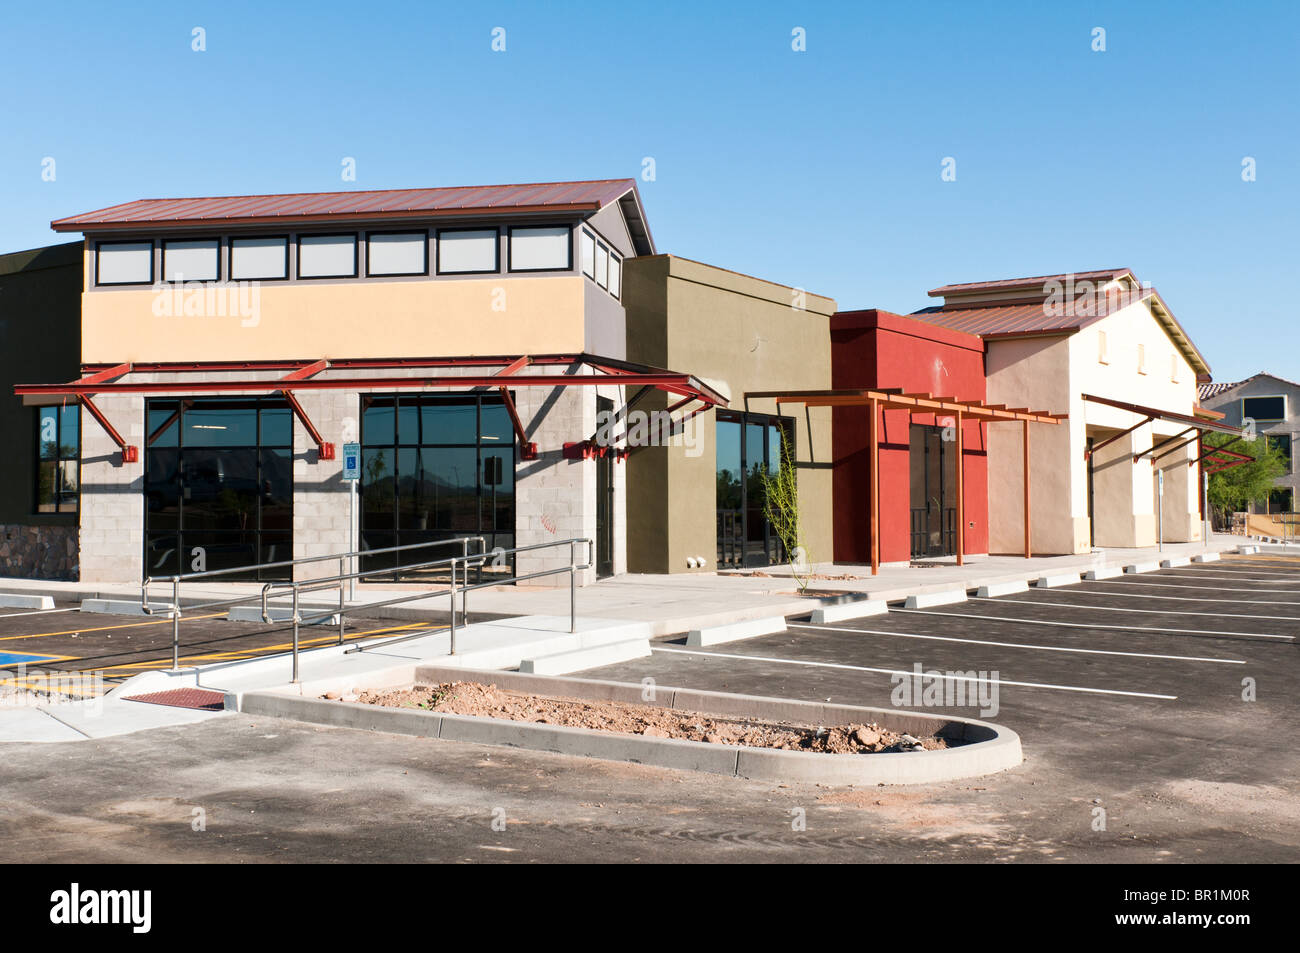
1023 418 1031 559
955 410 964 567
869 397 879 576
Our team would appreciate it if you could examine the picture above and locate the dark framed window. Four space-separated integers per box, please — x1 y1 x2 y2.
580 229 595 279
35 405 79 513
143 398 294 581
508 225 572 272
360 393 515 580
1266 434 1293 473
716 410 793 568
297 233 358 279
95 240 154 286
229 236 290 280
367 230 428 277
1243 395 1287 422
435 228 499 275
162 238 220 282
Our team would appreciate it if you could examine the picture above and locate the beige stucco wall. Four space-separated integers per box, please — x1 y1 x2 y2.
624 256 835 573
81 272 587 363
985 294 1203 554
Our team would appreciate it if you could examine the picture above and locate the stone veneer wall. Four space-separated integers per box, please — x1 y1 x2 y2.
0 524 79 579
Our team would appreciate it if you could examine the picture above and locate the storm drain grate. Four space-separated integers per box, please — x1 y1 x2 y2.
123 688 228 711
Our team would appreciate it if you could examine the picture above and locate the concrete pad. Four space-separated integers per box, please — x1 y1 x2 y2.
1034 573 1081 588
226 605 340 626
809 599 888 623
0 707 88 743
1123 562 1161 574
1191 552 1221 563
0 593 55 610
518 638 652 675
80 598 175 616
1160 556 1192 568
902 590 967 609
1083 566 1124 580
686 615 786 647
975 580 1029 598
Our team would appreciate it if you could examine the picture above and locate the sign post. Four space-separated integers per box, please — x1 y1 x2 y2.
342 443 361 600
1157 468 1164 553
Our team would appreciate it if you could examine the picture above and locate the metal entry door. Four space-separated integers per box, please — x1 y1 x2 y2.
909 424 957 558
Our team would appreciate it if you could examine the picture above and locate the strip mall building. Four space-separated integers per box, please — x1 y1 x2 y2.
2 180 1242 585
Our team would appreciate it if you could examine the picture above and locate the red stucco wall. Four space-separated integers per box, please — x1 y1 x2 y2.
831 310 989 564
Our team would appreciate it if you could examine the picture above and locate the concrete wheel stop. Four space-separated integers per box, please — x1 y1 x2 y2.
241 667 1023 786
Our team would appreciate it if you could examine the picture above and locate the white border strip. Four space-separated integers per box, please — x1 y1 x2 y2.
972 595 1300 622
652 646 1178 700
892 608 1294 640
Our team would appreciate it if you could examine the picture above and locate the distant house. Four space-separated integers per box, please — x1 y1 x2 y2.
1199 373 1299 511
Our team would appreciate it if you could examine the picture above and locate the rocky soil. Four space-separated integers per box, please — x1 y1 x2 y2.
337 681 955 754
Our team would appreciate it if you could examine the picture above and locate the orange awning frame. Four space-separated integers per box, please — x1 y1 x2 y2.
747 388 1066 575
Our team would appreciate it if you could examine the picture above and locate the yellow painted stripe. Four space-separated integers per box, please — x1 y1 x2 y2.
0 612 227 644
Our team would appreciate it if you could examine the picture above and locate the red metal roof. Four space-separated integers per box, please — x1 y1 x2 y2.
52 179 641 232
911 288 1146 338
929 268 1134 297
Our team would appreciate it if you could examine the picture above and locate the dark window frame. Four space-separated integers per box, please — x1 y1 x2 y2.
33 405 80 515
94 239 155 286
435 227 500 276
296 232 359 280
1243 395 1287 423
229 235 291 282
715 409 795 569
161 237 222 284
507 225 573 273
365 229 429 277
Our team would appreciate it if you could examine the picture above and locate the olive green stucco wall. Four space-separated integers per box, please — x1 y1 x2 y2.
623 255 835 574
0 241 84 578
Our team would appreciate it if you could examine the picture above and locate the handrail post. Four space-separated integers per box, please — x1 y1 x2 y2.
461 538 469 626
171 576 181 670
569 540 577 634
448 558 457 655
291 585 300 683
338 557 346 645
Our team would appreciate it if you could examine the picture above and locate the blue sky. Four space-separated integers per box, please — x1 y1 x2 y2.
2 1 1296 383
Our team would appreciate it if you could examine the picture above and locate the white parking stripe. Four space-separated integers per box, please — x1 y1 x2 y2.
788 622 1245 664
1087 579 1300 595
971 595 1300 622
1169 566 1300 579
652 646 1179 700
1031 587 1300 608
891 608 1294 640
1159 569 1300 583
0 606 80 620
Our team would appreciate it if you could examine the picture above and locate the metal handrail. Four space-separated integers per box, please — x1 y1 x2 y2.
143 535 486 670
153 535 593 681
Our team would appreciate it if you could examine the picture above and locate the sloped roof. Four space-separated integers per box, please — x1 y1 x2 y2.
1199 372 1300 403
51 179 652 251
911 289 1142 338
928 268 1134 297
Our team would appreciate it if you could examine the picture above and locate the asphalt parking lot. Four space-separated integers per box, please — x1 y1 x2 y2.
0 599 456 696
1 554 1296 863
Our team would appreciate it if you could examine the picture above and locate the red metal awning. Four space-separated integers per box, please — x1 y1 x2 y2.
748 387 1065 574
15 354 727 465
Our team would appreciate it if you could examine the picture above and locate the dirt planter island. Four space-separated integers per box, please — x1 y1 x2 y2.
240 666 1023 785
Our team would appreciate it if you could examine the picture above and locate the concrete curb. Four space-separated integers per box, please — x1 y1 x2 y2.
1033 573 1081 589
1191 552 1221 563
1160 556 1192 569
80 598 175 616
1083 566 1124 580
0 593 54 609
226 606 340 625
241 668 1022 785
1124 562 1161 574
518 638 652 675
808 599 888 623
975 581 1028 598
903 589 967 609
686 615 786 647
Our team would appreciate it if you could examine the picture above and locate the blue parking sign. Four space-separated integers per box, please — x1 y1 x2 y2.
342 442 361 481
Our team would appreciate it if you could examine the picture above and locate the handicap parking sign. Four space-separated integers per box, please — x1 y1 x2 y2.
342 442 361 481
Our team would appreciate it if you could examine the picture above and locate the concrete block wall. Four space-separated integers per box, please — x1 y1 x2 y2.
291 390 354 581
79 393 145 583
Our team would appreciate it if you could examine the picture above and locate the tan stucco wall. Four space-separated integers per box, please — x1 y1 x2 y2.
81 273 587 363
624 255 835 573
985 294 1203 555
